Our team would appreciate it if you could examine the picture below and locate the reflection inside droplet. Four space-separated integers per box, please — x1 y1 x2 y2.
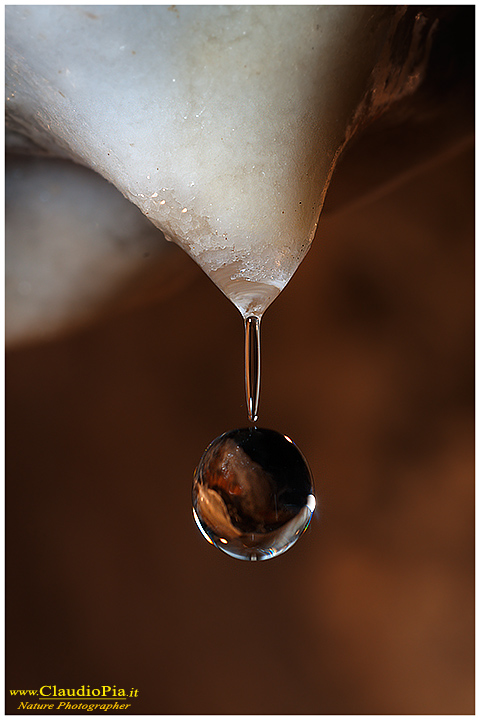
192 427 315 561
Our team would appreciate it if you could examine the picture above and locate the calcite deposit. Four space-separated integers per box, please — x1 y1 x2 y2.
6 6 399 319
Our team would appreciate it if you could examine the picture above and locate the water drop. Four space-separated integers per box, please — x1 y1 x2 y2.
192 427 315 561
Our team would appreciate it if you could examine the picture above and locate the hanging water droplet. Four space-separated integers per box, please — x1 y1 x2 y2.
192 427 316 561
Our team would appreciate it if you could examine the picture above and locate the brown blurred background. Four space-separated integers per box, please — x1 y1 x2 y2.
6 7 474 715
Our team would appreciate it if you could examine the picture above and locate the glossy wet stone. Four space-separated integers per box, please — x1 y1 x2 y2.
192 427 315 560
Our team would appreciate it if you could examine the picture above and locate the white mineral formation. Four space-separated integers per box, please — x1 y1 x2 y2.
6 5 399 321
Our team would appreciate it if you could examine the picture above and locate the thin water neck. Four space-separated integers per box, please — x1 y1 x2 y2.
244 314 261 422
